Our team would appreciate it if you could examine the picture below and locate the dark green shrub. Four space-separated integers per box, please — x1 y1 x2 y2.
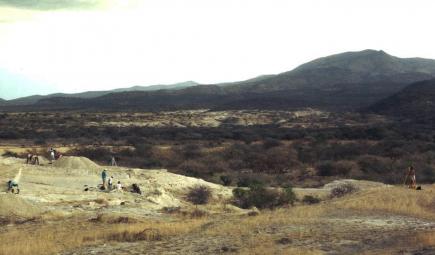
302 195 321 204
2 150 18 157
186 185 211 205
232 188 251 209
278 186 297 206
232 184 296 209
236 177 262 187
220 175 232 186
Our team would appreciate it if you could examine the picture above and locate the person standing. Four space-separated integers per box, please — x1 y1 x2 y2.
404 166 417 189
101 169 107 189
26 153 33 164
49 148 55 164
111 156 117 166
108 176 113 190
32 155 39 165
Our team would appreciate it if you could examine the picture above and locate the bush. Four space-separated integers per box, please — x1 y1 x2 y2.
302 195 321 204
186 185 211 205
330 183 358 198
232 188 252 209
220 175 232 186
236 176 262 187
278 186 297 206
232 184 296 209
248 185 278 209
2 150 18 157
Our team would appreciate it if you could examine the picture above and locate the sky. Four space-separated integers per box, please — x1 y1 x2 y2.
1 0 435 100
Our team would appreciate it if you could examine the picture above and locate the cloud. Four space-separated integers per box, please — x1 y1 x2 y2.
0 0 106 10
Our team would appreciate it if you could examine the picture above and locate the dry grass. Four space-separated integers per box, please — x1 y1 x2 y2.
201 205 327 254
331 185 435 219
0 216 207 255
202 186 435 254
0 184 433 255
205 205 327 237
237 234 325 255
361 230 435 255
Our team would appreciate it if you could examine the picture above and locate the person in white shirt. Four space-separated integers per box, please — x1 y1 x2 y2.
111 156 117 166
50 150 55 163
108 176 113 190
116 181 122 191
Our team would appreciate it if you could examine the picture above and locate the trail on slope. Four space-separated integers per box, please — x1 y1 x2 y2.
13 167 22 183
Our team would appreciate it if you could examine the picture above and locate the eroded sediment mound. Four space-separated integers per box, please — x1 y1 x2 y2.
0 156 24 166
0 194 42 219
323 179 390 190
53 156 100 170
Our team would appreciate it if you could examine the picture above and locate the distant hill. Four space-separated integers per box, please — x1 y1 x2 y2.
3 50 435 112
2 81 198 106
218 50 435 108
79 50 435 110
368 79 435 122
110 81 197 93
216 74 277 87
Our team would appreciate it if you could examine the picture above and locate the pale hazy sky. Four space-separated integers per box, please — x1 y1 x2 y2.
1 0 435 99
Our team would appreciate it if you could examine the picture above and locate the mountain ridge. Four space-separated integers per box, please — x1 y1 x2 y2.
1 81 198 106
2 50 435 111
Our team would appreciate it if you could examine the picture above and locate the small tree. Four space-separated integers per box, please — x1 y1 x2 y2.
187 185 211 206
220 175 232 186
278 185 297 206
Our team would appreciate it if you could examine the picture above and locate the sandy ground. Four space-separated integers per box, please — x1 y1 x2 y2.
0 156 233 220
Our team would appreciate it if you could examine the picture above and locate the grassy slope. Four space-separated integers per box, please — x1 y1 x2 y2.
0 185 433 254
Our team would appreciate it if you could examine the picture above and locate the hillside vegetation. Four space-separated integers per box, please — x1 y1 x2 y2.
369 78 435 123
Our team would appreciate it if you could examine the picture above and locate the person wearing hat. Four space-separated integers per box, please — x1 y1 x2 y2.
101 169 107 189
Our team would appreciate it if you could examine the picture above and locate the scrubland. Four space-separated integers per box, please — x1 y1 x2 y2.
0 109 434 254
